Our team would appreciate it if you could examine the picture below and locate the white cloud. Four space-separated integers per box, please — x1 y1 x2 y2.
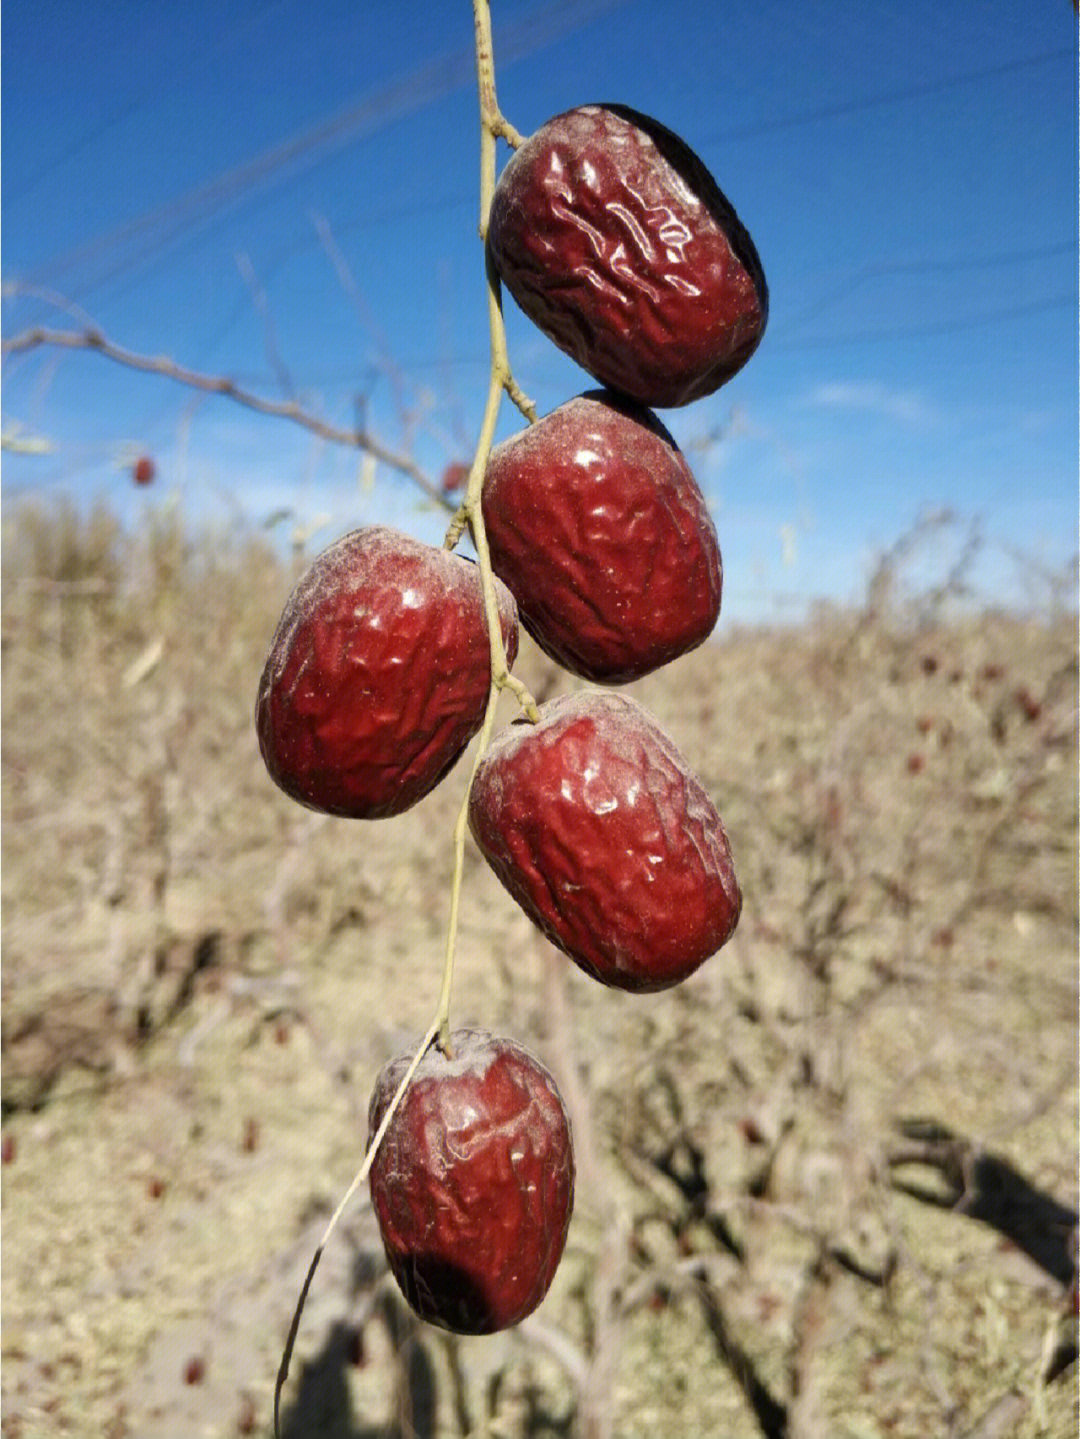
805 381 938 427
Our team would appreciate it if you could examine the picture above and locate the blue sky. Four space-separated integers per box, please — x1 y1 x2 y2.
3 0 1076 622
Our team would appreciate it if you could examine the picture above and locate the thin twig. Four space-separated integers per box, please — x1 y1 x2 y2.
1 325 452 510
273 8 536 1426
235 250 296 398
311 211 412 436
273 1017 440 1438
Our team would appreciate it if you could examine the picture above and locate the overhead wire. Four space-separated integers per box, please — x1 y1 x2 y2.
5 18 1073 467
779 242 1076 335
202 241 1076 384
17 0 629 308
5 0 291 207
16 24 1069 318
700 45 1074 145
772 292 1075 351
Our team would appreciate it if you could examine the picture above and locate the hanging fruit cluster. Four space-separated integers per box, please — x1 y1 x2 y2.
259 101 766 1340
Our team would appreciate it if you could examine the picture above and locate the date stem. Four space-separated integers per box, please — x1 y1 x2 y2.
275 12 537 1430
436 0 541 1054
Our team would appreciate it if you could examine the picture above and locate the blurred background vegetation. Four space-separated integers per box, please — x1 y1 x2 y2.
2 497 1076 1438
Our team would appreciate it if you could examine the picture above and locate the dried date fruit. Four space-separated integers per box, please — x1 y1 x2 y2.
483 390 721 682
488 104 767 407
368 1028 574 1333
469 692 741 991
256 526 518 818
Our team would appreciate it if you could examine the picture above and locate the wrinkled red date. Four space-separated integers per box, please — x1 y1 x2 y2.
469 692 741 991
483 390 722 683
488 105 767 407
368 1028 574 1334
256 526 518 818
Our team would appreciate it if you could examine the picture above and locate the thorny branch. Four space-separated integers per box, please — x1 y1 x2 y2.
1 324 453 510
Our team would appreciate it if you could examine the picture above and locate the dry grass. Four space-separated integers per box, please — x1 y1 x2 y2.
2 500 1076 1439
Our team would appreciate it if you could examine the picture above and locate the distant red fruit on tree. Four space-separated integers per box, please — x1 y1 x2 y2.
133 455 156 486
1014 686 1042 723
737 1116 767 1145
236 1395 258 1434
440 461 471 494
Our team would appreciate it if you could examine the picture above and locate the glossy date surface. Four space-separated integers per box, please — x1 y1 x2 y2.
469 693 741 991
368 1028 575 1334
256 526 518 819
483 390 722 683
488 105 767 408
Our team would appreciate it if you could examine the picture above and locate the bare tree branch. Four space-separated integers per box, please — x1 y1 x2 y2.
1 324 453 510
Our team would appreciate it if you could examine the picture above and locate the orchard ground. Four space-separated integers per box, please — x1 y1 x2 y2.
2 500 1076 1439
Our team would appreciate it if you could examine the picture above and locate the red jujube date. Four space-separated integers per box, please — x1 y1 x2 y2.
256 526 518 818
488 105 767 408
469 692 741 992
483 390 722 683
368 1029 575 1333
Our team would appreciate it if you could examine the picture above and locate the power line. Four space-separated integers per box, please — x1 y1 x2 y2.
19 0 628 303
70 194 476 338
780 241 1077 335
702 45 1074 145
773 292 1075 350
5 0 291 206
206 243 1078 381
12 27 1069 326
216 288 1077 382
